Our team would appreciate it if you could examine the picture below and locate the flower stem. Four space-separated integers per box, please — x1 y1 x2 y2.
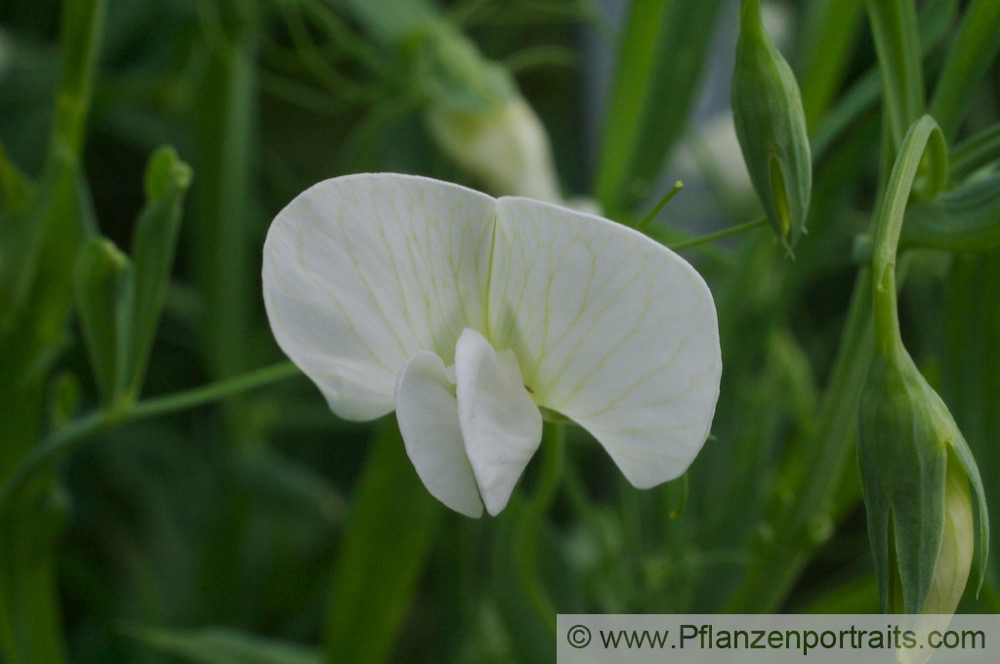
515 421 564 635
0 361 299 514
870 115 944 355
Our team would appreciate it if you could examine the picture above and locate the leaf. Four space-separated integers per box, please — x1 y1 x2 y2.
594 0 727 214
123 625 322 664
325 423 440 663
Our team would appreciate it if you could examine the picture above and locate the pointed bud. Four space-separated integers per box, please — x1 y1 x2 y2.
73 237 133 407
858 343 988 616
127 146 191 398
731 0 811 252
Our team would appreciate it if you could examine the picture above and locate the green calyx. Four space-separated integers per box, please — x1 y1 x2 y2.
405 20 515 114
858 347 988 614
731 0 811 253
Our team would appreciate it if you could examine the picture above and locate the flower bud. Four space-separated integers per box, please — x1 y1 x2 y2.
425 96 561 202
126 146 191 397
410 21 561 202
731 0 811 252
73 237 133 407
858 342 988 617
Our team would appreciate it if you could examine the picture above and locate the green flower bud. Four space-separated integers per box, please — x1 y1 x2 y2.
127 146 191 398
858 342 988 616
731 0 811 252
73 237 133 407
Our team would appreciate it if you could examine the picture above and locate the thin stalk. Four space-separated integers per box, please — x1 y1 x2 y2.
515 422 564 634
666 217 769 252
871 116 943 355
192 13 258 441
0 2 107 662
636 181 684 229
0 362 299 514
723 269 875 611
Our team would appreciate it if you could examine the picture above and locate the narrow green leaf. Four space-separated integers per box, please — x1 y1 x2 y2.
797 0 866 130
930 0 1000 140
123 625 322 664
0 141 31 214
866 0 926 152
192 23 256 386
950 123 1000 182
51 0 106 158
0 152 73 333
595 0 727 214
902 172 1000 252
943 254 1000 594
810 0 957 160
325 422 440 663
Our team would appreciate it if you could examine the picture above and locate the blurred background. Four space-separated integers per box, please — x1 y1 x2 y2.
1 0 998 662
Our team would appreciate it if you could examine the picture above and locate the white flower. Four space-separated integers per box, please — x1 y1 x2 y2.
262 173 722 517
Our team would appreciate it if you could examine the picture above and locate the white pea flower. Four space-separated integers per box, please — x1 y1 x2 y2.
262 174 722 517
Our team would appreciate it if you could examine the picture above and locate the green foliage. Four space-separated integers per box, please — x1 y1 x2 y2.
324 424 439 663
0 0 998 661
123 625 323 664
73 237 132 407
594 0 727 214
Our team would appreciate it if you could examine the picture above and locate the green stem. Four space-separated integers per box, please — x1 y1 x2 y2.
0 2 107 662
192 10 257 427
0 361 299 514
52 0 106 157
636 181 684 229
515 421 564 635
666 217 769 252
723 269 875 611
870 115 943 355
331 0 437 45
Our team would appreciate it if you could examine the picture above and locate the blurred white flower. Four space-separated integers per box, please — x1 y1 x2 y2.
425 96 562 203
